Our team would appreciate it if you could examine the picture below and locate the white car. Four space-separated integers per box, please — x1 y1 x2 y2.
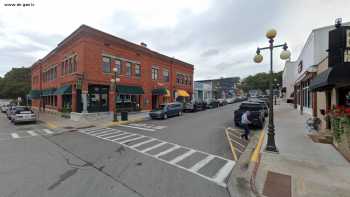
10 106 37 124
1 105 9 113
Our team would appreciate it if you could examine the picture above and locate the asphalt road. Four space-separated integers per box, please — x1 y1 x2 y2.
0 103 241 197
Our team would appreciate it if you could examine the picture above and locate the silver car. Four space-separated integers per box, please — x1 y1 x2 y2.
10 106 37 124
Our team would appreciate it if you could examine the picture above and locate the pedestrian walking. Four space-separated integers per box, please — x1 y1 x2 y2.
241 111 252 140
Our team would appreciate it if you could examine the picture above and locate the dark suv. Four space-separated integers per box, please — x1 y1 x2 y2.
234 102 266 129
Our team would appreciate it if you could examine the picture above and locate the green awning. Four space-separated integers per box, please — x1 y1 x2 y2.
116 85 144 94
28 90 41 99
42 88 56 96
152 88 168 95
54 85 72 95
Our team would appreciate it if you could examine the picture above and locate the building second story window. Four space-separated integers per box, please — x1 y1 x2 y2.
135 64 141 78
115 59 122 76
126 62 132 78
152 67 159 80
163 69 169 82
43 66 57 82
102 56 111 73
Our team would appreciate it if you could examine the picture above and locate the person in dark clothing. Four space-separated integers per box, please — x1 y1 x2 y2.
241 111 252 140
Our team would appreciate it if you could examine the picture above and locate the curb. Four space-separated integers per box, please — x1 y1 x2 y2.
227 129 265 197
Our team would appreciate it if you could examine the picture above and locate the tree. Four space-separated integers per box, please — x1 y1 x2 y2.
0 67 31 100
240 71 283 93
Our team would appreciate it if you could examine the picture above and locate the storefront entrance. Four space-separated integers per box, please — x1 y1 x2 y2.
152 95 159 109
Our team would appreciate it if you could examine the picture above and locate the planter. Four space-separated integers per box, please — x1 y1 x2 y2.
332 118 350 161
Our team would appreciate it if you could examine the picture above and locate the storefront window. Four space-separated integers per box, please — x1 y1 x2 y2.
87 85 109 112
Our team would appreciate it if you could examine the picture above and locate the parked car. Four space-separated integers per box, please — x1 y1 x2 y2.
248 98 269 117
184 100 206 112
225 98 235 104
205 99 220 108
10 106 37 124
234 102 266 129
149 102 183 119
6 105 17 120
217 98 227 106
1 104 9 113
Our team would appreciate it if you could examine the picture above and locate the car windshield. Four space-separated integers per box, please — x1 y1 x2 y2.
16 107 31 112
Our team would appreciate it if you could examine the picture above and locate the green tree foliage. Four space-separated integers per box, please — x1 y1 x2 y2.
239 71 283 92
0 67 31 99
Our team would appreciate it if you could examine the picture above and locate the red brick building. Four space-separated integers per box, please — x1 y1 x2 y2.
29 25 193 116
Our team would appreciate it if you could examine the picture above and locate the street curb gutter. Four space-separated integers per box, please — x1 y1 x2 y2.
227 130 265 197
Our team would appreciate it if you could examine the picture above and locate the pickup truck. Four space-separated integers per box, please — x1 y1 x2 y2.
234 102 266 129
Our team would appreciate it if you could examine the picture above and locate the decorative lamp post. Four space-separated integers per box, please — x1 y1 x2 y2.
111 67 121 122
253 29 291 153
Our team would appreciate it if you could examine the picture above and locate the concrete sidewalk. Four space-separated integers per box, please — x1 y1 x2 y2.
36 111 150 129
255 103 350 197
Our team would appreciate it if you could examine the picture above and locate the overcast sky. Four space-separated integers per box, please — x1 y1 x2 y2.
1 0 350 80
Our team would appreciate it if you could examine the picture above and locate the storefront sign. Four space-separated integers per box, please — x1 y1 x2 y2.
76 79 82 90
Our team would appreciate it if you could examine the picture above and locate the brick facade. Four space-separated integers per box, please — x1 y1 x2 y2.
30 25 194 113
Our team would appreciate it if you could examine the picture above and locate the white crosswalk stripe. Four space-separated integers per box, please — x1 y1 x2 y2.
27 130 38 136
11 133 19 138
78 127 235 187
42 129 53 134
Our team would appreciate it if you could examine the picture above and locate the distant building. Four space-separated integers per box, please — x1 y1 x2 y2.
194 77 240 101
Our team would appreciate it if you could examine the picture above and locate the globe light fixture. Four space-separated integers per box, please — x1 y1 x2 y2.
110 78 116 83
254 53 263 63
280 49 291 60
266 29 277 39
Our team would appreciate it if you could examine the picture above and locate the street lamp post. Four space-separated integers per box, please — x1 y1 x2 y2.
111 67 121 122
253 29 291 153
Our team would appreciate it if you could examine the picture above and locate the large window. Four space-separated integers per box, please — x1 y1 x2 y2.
135 64 141 78
126 62 132 78
43 66 57 82
61 55 77 76
163 69 169 82
152 67 158 80
102 56 111 73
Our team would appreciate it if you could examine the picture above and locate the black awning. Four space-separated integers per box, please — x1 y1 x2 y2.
116 85 144 95
310 63 350 92
309 68 334 91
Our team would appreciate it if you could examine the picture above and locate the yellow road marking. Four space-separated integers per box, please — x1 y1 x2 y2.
251 130 265 162
225 128 238 160
46 122 58 129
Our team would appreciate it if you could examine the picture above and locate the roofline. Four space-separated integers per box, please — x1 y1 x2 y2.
33 24 194 69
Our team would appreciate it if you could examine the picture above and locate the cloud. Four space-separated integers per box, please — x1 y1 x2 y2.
1 0 350 80
200 49 220 57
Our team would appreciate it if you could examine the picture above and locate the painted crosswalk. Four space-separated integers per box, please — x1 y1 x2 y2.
1 128 62 140
78 127 235 187
119 123 167 132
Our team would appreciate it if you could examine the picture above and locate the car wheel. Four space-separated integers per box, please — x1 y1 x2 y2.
163 114 168 119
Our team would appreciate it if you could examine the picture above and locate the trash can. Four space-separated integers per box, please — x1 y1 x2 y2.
121 111 128 121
